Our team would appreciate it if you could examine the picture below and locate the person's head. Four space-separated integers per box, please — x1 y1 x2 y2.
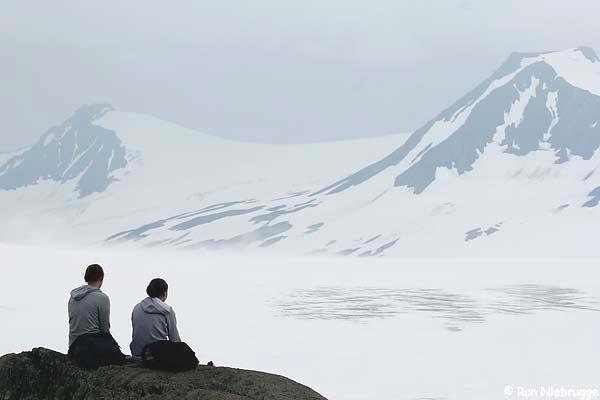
84 264 104 288
147 278 168 302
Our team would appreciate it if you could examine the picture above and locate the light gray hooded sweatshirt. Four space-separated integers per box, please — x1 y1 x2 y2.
130 297 181 360
68 285 111 346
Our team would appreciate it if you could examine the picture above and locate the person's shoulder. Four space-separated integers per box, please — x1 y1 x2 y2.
93 290 110 301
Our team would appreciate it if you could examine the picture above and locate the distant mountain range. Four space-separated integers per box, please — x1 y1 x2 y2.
1 47 599 257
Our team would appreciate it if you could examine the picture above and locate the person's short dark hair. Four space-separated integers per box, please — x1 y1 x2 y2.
84 264 104 283
147 278 168 298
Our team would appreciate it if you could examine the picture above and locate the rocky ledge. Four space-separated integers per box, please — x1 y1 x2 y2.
0 348 327 400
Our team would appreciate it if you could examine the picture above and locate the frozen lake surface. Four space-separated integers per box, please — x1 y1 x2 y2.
272 284 600 330
2 243 599 400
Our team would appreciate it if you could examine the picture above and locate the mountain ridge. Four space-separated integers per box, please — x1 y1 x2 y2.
0 104 126 197
315 47 600 195
0 48 599 257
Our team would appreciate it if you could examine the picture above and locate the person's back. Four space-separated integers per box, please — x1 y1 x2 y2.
68 264 111 347
130 278 181 361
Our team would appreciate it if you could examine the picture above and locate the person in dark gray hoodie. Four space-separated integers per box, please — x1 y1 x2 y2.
68 264 111 347
130 278 181 361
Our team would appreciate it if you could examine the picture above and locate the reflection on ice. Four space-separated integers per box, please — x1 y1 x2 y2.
272 284 600 331
486 284 600 314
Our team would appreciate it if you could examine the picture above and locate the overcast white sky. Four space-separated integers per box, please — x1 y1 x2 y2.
1 0 599 150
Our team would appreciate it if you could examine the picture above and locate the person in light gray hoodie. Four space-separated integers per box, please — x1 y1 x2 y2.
130 278 181 361
68 264 111 347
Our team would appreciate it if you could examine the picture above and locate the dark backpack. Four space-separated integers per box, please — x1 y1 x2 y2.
68 332 126 370
141 341 199 372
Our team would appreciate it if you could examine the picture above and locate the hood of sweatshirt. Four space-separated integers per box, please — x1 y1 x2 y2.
140 297 172 316
70 285 100 301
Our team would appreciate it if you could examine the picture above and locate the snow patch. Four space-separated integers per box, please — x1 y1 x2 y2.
525 48 600 96
62 137 98 178
544 91 559 142
43 134 56 146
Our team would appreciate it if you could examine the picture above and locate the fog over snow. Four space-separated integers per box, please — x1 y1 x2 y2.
2 0 600 149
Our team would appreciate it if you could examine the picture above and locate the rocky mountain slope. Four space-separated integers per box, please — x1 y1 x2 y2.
1 47 599 256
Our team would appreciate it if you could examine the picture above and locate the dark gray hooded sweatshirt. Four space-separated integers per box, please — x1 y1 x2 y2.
130 297 181 360
68 285 111 346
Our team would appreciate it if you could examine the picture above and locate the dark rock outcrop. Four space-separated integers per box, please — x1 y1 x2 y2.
0 348 327 400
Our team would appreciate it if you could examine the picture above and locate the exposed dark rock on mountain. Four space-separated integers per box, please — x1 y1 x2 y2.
314 47 600 195
0 104 127 198
0 348 327 400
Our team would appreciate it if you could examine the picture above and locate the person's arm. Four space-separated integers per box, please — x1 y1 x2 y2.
167 310 181 342
98 294 111 333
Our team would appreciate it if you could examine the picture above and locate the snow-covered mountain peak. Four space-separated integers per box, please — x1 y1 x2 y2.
0 103 127 198
1 49 599 257
513 47 600 95
317 48 600 195
502 47 598 73
526 46 599 64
